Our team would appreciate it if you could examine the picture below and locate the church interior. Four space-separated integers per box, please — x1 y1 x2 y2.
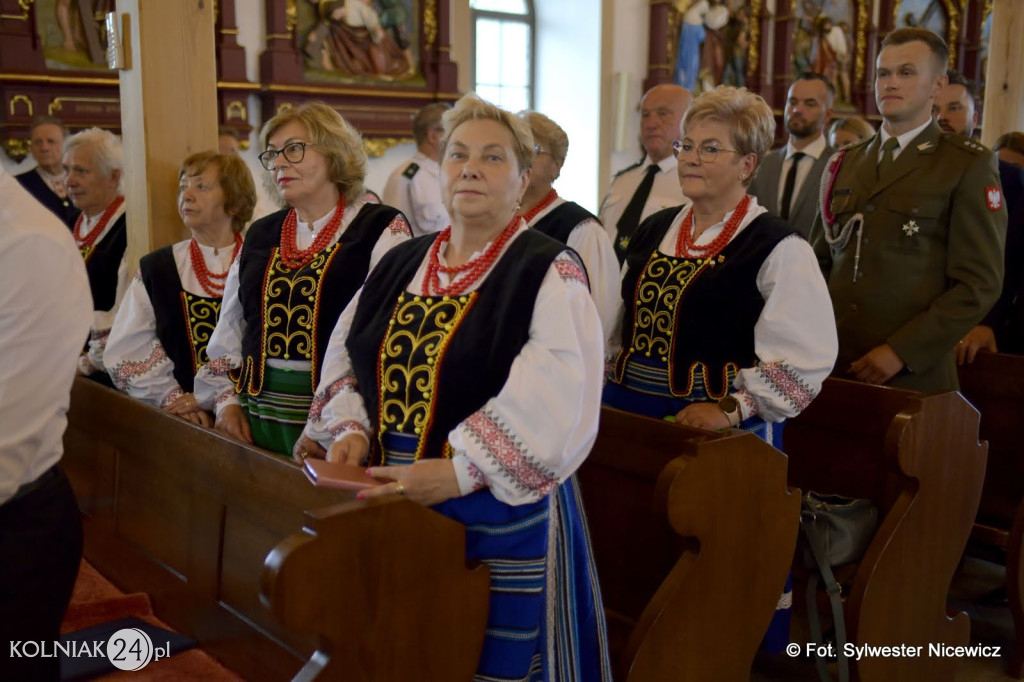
2 0 1024 680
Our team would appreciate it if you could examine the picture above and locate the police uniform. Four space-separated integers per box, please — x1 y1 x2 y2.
809 121 1006 391
382 151 449 236
598 154 686 254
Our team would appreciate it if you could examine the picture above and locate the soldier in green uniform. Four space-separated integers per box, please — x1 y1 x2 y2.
809 27 1006 391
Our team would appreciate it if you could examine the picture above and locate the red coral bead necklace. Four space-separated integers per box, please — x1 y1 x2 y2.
73 195 125 256
519 189 558 224
423 215 522 296
675 194 751 260
279 197 346 270
190 234 242 297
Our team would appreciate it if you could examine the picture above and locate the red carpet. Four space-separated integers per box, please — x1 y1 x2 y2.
60 561 243 681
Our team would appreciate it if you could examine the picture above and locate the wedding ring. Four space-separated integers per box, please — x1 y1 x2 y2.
395 482 405 496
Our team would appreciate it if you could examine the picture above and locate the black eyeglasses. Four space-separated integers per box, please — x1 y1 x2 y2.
672 140 743 164
258 141 309 170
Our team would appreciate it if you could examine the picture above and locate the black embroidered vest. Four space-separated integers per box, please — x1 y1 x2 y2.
139 245 222 392
612 209 796 398
347 230 567 465
84 212 127 312
532 201 598 245
236 204 401 395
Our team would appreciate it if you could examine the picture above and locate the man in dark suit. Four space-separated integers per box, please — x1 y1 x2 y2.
750 72 834 238
809 28 1006 392
932 71 1024 360
15 117 79 230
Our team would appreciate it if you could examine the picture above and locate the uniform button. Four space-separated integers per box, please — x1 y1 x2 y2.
865 204 874 212
850 304 858 313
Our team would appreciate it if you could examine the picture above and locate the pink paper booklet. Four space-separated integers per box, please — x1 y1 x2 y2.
303 459 386 491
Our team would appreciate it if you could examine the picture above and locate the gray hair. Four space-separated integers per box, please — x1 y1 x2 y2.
64 127 123 187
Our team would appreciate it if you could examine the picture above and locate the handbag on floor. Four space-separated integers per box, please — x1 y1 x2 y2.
800 491 879 682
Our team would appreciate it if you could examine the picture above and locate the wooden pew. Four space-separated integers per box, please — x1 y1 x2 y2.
65 378 801 681
786 378 987 682
576 407 800 682
62 377 490 681
958 351 1024 677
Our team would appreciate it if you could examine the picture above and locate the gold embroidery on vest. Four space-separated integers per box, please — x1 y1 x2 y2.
181 292 221 373
80 246 94 263
377 293 476 462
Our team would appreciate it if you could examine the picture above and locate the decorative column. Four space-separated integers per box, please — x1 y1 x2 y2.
644 0 673 91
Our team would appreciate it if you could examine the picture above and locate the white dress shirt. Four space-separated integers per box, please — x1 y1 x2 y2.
777 134 828 215
598 154 687 245
878 118 934 162
382 151 449 236
0 168 92 504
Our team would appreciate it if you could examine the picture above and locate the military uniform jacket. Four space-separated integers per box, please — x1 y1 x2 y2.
809 122 1006 391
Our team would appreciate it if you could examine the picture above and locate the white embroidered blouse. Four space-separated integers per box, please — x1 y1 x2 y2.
194 203 412 413
103 239 239 408
304 223 605 506
607 196 838 423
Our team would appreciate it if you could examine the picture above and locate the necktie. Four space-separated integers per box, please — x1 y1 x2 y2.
614 164 660 263
878 137 900 177
779 151 806 220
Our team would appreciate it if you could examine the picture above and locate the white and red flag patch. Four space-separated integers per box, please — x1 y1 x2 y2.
986 186 1003 211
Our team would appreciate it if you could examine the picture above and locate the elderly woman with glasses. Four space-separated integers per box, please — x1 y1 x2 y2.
104 152 255 425
194 101 412 456
293 94 612 681
518 110 620 342
604 84 838 651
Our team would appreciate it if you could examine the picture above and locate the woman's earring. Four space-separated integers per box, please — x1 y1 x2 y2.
739 173 749 180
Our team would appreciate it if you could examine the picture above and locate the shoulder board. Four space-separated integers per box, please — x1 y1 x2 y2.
402 162 420 179
940 133 989 155
613 158 645 178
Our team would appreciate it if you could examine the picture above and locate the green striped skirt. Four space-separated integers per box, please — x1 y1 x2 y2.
239 366 312 457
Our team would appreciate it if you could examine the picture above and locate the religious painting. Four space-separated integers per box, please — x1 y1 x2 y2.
33 0 114 71
894 0 948 37
792 0 855 107
671 0 753 94
298 0 423 85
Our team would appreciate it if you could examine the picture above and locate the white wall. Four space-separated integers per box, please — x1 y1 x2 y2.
602 0 649 197
534 0 603 213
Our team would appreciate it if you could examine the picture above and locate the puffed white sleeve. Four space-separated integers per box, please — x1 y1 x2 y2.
304 289 371 449
194 255 245 414
81 256 131 374
104 272 183 407
369 213 413 270
567 218 622 347
446 251 605 505
732 234 838 422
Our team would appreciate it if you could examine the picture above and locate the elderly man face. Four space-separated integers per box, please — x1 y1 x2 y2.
63 143 121 218
639 84 692 163
30 124 66 175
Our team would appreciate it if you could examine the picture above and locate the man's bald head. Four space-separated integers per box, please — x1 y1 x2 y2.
640 84 693 163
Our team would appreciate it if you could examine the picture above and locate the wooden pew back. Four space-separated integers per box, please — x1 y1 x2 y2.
579 407 801 682
62 378 490 682
786 378 987 682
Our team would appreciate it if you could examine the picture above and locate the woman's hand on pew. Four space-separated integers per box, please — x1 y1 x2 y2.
956 325 998 365
215 404 254 445
292 434 327 462
163 392 213 427
326 433 369 466
675 403 731 431
359 460 460 506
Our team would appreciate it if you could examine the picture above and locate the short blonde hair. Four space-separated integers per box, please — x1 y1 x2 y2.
519 111 568 167
179 151 256 234
439 94 535 172
682 86 775 185
829 116 875 144
259 101 366 204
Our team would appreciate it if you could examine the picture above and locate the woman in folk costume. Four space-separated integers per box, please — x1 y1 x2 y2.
294 94 613 681
104 152 255 425
195 102 411 455
517 110 620 344
603 87 837 650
